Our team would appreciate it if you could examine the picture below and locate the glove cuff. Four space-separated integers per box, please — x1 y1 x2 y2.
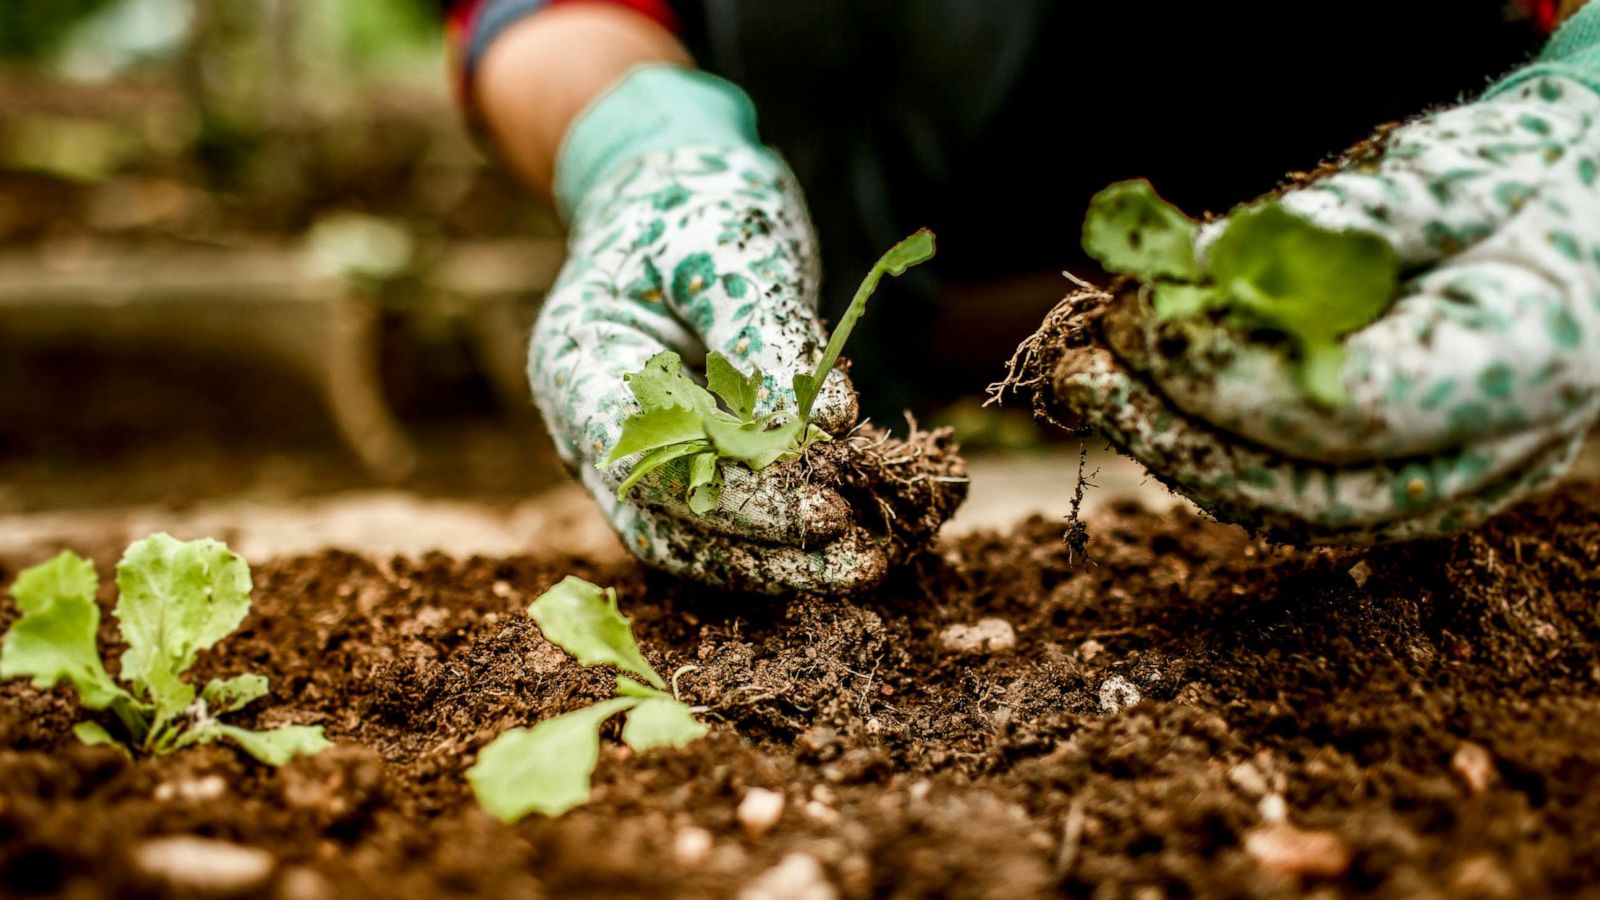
1488 1 1600 98
554 66 765 222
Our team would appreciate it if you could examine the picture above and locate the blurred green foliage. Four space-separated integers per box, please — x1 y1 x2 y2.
0 0 117 58
2 0 445 70
339 0 439 61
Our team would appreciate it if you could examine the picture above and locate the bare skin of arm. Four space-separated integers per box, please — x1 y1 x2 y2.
473 4 693 196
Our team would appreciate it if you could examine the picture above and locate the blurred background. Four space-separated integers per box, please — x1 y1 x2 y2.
0 0 1068 560
0 0 564 506
0 1 1584 562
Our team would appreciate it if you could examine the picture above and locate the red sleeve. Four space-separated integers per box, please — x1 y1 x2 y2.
446 0 680 96
1515 0 1575 33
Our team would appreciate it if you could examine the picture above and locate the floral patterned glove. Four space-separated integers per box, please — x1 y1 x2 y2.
528 67 883 593
1052 8 1600 542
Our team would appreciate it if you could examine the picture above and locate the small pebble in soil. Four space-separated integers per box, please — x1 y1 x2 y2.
154 774 226 803
1228 762 1270 799
672 826 714 867
737 787 786 837
1348 560 1372 588
803 800 841 825
837 855 872 897
797 727 842 762
275 866 333 900
1097 675 1142 714
739 852 838 900
1244 824 1351 878
1451 854 1516 898
1452 742 1497 794
939 618 1016 654
1078 638 1104 661
1258 793 1289 824
134 836 275 895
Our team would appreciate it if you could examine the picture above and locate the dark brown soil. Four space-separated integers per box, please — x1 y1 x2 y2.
3 481 1600 898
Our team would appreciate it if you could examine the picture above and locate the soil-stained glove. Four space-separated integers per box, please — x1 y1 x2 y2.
528 66 882 593
1047 8 1600 543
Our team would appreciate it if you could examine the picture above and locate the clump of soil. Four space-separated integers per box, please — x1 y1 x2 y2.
3 482 1600 897
804 422 968 560
991 281 1112 438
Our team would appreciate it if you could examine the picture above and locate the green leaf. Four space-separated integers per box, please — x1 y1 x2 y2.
1298 340 1349 408
10 550 98 618
879 228 939 277
0 551 132 711
623 351 721 417
703 415 804 471
528 577 665 689
705 352 762 420
1209 201 1399 340
1207 201 1398 406
798 229 936 420
605 406 708 466
621 697 708 752
1151 283 1224 321
1082 180 1202 280
73 720 120 748
615 440 712 497
616 675 663 699
467 697 639 822
686 453 723 515
201 724 332 766
113 534 253 717
202 673 269 714
791 372 818 416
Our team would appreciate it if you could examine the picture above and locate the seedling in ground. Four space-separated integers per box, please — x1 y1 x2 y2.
605 228 937 512
0 534 332 765
467 576 707 822
1082 180 1400 406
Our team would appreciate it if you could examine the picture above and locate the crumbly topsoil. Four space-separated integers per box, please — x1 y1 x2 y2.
3 482 1600 898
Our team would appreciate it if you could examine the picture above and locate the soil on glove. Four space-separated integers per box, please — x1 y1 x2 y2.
3 481 1600 898
804 423 968 561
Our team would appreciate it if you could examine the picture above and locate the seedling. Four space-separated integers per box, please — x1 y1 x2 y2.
605 228 937 511
0 534 332 765
1082 180 1400 406
467 576 707 822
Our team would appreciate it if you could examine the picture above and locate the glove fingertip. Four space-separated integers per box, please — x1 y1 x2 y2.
812 368 861 436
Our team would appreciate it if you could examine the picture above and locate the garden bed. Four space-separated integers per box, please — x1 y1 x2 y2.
2 481 1599 898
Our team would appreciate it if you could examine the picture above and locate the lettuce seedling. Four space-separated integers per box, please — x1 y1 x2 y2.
1082 180 1400 406
467 576 707 822
605 228 937 512
0 534 332 765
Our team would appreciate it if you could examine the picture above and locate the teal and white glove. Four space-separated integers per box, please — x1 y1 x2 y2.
1053 8 1600 542
528 66 884 593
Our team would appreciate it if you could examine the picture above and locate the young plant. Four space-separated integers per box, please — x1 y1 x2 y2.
605 228 937 511
1081 180 1400 406
467 576 707 822
0 534 332 766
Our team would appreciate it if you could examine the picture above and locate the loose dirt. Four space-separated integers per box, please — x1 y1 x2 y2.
2 481 1599 898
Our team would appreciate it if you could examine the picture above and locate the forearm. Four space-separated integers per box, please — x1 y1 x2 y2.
473 4 692 196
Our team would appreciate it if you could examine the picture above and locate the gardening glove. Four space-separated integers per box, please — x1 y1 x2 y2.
1056 7 1600 543
528 66 884 594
